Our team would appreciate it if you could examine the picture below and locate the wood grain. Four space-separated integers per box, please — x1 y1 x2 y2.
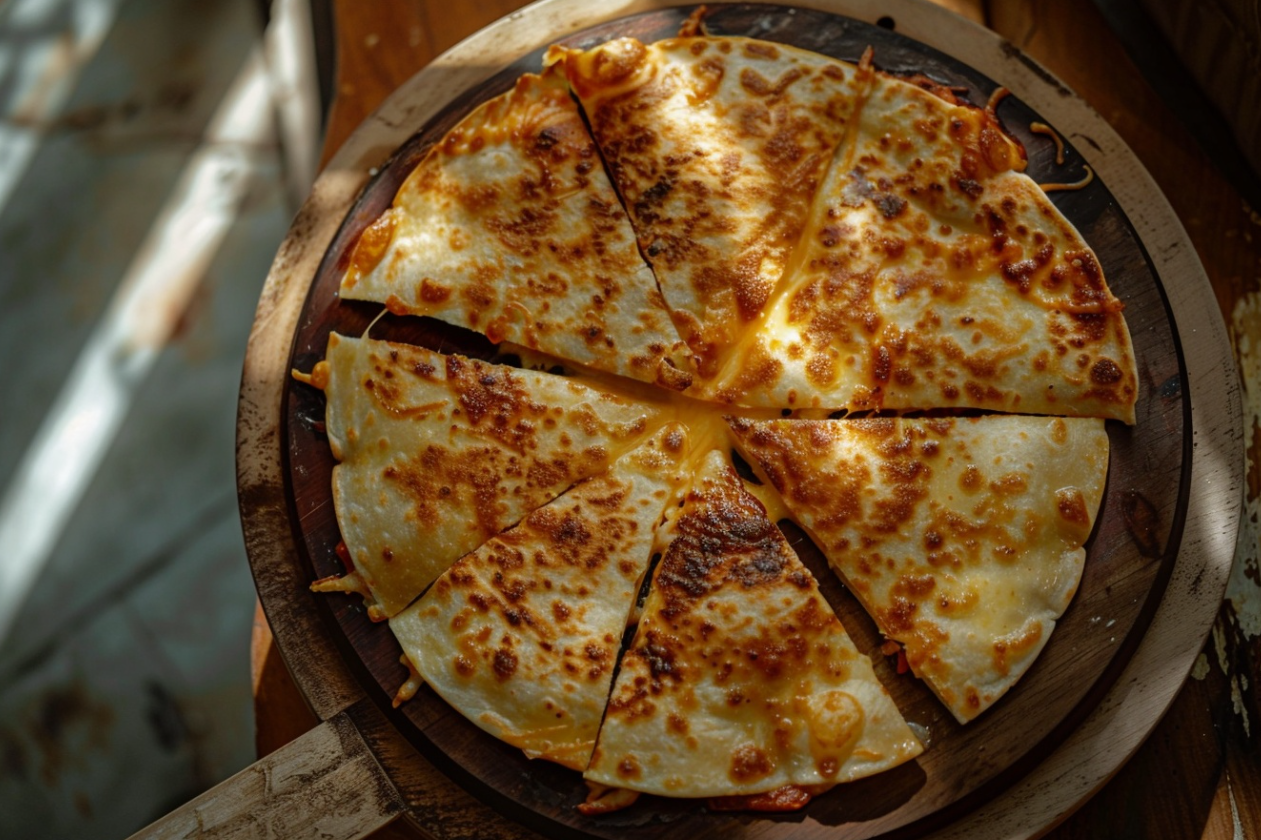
127 703 402 840
237 1 1250 837
320 0 531 170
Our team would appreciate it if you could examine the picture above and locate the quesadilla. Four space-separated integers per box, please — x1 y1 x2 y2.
309 332 660 617
339 64 692 392
714 72 1137 422
557 36 870 380
299 29 1142 813
727 415 1109 722
585 449 922 803
390 424 691 769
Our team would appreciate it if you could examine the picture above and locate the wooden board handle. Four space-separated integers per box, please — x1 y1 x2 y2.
126 708 403 839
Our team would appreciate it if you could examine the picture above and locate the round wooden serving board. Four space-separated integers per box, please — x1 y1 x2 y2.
228 3 1242 840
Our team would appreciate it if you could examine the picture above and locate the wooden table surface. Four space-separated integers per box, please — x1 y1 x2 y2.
250 1 1261 837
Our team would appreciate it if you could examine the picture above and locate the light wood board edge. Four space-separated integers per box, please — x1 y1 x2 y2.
126 707 402 840
236 0 1245 836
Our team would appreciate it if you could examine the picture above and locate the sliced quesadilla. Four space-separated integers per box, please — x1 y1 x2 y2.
389 424 691 770
585 449 922 804
340 64 692 391
727 415 1109 722
557 36 870 380
714 72 1137 423
310 332 660 617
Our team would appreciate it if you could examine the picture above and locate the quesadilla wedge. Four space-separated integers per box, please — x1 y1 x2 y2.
556 36 870 380
714 71 1137 423
389 424 690 770
585 449 922 805
727 415 1109 722
308 332 660 617
340 64 692 392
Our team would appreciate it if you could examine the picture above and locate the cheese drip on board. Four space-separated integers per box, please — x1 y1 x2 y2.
728 415 1108 722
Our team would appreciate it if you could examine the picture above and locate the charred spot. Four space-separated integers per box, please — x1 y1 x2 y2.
730 548 787 587
875 193 908 219
420 279 452 303
745 637 804 679
955 176 983 198
743 41 781 59
618 756 642 779
729 745 774 781
892 573 936 599
492 648 518 680
871 482 926 532
786 569 812 589
990 472 1029 495
553 513 592 549
534 126 560 150
656 486 787 601
1066 250 1102 284
1090 357 1123 385
1070 311 1109 342
644 636 681 686
1001 259 1038 292
635 176 674 218
1056 488 1089 526
500 576 529 602
882 597 918 633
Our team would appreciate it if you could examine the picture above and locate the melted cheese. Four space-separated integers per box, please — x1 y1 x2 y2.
560 37 870 379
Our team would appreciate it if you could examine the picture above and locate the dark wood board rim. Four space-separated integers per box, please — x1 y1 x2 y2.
236 2 1243 839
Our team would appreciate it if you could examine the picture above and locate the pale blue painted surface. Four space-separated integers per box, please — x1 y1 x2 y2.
0 0 294 836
